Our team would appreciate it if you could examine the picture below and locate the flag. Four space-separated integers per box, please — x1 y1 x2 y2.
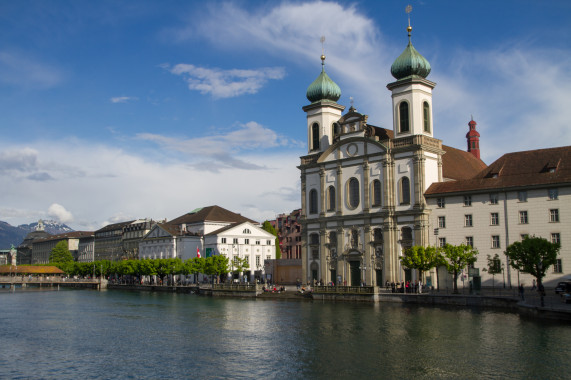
197 246 201 258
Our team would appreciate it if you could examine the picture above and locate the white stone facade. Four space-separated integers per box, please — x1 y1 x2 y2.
427 185 570 287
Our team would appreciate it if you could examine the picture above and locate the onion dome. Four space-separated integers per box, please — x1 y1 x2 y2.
306 55 341 103
390 26 431 80
466 118 480 138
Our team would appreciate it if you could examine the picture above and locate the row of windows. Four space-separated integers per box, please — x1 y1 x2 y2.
436 189 559 208
438 209 560 228
220 237 272 245
398 101 431 134
439 233 561 249
309 177 411 214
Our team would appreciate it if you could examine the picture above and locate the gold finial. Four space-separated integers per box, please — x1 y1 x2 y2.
406 5 412 37
320 36 326 66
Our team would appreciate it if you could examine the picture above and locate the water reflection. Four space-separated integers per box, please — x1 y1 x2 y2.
0 290 569 379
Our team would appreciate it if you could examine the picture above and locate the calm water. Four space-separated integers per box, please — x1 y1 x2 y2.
0 289 570 379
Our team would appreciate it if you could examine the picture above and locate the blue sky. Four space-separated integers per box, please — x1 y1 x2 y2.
1 0 570 230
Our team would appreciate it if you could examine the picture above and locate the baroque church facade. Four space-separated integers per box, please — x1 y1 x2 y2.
299 26 486 287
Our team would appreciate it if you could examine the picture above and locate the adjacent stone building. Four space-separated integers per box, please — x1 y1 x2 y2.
425 146 571 287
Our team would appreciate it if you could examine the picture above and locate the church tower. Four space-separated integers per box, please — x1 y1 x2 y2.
302 54 345 154
386 22 435 138
466 117 481 159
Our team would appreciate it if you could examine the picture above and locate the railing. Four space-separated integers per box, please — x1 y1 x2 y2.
0 276 98 283
212 283 259 292
314 285 376 294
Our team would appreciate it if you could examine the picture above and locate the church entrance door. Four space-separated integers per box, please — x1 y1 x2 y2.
349 261 361 286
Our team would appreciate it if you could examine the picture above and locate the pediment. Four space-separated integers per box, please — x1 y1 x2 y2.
317 137 388 163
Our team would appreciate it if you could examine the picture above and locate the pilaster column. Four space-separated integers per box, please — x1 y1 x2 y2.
363 161 370 213
336 164 343 216
319 168 326 217
319 228 327 283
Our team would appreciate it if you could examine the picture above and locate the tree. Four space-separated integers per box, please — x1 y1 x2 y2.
505 236 560 306
230 256 249 282
440 243 479 294
49 241 74 263
482 254 502 291
400 245 442 283
262 221 281 259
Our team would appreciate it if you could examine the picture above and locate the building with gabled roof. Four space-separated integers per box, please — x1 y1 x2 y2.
425 146 571 287
139 206 276 282
298 18 569 289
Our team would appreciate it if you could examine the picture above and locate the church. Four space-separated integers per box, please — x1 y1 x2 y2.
298 23 569 289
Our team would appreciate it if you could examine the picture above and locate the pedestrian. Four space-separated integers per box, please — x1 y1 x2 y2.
519 283 525 301
532 279 536 290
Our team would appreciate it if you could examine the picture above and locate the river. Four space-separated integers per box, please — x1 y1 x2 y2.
0 289 569 379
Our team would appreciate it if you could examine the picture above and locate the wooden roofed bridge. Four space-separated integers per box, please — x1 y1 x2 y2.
0 265 104 290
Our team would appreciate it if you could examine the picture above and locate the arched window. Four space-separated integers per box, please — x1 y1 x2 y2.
399 102 410 133
311 123 320 150
348 177 360 208
372 180 382 206
327 186 336 211
401 226 413 250
423 101 430 133
400 177 410 205
309 189 318 214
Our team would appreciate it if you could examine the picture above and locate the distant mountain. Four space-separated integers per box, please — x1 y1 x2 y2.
0 220 74 250
18 220 74 235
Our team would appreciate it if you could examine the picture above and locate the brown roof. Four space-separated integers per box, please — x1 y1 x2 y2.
0 265 65 274
441 144 487 180
371 126 486 180
425 146 571 196
168 205 257 226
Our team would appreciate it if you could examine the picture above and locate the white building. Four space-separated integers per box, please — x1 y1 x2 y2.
299 25 485 287
139 205 276 281
425 147 571 288
299 21 570 290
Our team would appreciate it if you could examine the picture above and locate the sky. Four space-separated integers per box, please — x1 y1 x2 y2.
1 0 570 231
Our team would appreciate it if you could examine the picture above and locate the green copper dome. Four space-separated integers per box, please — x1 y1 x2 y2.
390 30 431 80
306 55 341 103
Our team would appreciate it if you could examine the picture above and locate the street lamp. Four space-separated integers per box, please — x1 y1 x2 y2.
502 263 505 289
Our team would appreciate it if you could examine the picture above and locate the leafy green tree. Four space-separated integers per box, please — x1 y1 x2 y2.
230 256 249 282
482 254 502 291
262 221 281 259
49 241 74 263
400 245 442 283
505 236 560 305
440 243 479 294
210 255 229 283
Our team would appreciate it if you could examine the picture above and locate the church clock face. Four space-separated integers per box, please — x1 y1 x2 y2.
346 143 358 157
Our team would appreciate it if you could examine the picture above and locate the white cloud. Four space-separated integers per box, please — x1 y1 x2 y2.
166 64 286 98
0 50 62 89
136 121 303 171
181 1 571 163
47 203 74 224
0 135 303 229
110 96 138 103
